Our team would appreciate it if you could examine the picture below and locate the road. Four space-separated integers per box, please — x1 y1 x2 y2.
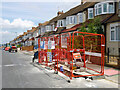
2 50 119 88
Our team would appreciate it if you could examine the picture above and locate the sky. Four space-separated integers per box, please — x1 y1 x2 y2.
0 0 81 44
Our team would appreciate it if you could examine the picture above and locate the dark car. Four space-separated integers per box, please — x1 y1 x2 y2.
9 46 17 52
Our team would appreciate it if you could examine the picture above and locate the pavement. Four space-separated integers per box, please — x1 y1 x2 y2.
20 50 34 56
1 49 120 88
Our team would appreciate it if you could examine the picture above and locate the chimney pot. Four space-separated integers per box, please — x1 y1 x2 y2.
57 11 64 16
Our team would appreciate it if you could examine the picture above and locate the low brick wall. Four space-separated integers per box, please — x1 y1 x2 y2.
22 46 34 51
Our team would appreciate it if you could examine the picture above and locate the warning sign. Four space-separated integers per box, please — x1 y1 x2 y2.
47 49 52 62
73 53 81 59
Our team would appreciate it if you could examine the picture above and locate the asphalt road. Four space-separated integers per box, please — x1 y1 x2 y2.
2 50 119 88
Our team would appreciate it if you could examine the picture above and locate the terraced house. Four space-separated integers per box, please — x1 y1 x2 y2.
10 0 120 68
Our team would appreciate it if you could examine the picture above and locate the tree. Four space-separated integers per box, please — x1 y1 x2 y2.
78 17 103 34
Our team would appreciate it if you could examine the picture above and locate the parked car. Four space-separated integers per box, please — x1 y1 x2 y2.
2 47 5 50
9 46 17 52
5 47 10 51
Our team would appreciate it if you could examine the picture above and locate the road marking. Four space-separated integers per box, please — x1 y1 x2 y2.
3 64 26 67
3 64 16 67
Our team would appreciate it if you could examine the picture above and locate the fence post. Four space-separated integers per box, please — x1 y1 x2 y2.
118 48 120 69
38 38 41 63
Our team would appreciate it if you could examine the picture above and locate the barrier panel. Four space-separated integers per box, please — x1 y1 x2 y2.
56 33 72 79
38 37 48 66
38 31 105 80
71 31 105 79
47 35 57 71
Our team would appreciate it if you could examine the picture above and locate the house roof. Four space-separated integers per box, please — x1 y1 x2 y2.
42 21 50 26
36 34 41 38
42 31 56 37
56 2 96 20
23 32 27 35
104 14 120 23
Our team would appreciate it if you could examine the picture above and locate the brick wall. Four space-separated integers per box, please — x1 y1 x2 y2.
22 46 34 51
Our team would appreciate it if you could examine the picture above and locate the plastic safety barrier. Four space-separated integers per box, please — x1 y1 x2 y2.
38 31 105 80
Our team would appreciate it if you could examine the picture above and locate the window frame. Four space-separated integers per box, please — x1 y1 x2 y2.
46 25 51 31
119 1 120 9
78 13 83 23
66 15 77 25
110 23 120 41
88 8 94 19
95 1 115 16
57 20 65 27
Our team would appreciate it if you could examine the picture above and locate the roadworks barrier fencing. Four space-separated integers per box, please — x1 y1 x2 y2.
38 31 105 80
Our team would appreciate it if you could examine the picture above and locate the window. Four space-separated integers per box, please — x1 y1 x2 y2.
61 21 63 26
108 2 114 13
98 4 102 14
88 8 94 19
116 26 120 40
95 1 114 16
119 1 120 9
78 13 83 23
111 28 115 40
95 6 97 16
70 17 73 24
46 25 51 31
110 24 120 41
66 16 77 25
57 20 65 27
52 24 55 31
103 3 107 13
66 17 69 25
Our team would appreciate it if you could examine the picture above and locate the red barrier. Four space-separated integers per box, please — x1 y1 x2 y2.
47 35 57 71
57 32 72 79
38 31 105 80
71 31 105 79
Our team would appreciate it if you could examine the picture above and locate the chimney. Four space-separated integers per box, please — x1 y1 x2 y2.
38 23 42 26
57 11 64 16
81 0 86 4
32 27 35 30
27 30 30 32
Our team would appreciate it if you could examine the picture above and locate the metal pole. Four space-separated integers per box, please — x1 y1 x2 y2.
107 48 109 63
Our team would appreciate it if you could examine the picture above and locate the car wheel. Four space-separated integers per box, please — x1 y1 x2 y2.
9 49 11 52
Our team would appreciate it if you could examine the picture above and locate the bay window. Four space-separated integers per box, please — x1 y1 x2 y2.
88 8 94 19
95 1 114 16
66 15 77 25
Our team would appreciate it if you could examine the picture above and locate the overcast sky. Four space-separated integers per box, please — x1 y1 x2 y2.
1 0 81 44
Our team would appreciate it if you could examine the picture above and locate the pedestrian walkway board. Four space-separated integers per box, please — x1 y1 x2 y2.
104 68 120 76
